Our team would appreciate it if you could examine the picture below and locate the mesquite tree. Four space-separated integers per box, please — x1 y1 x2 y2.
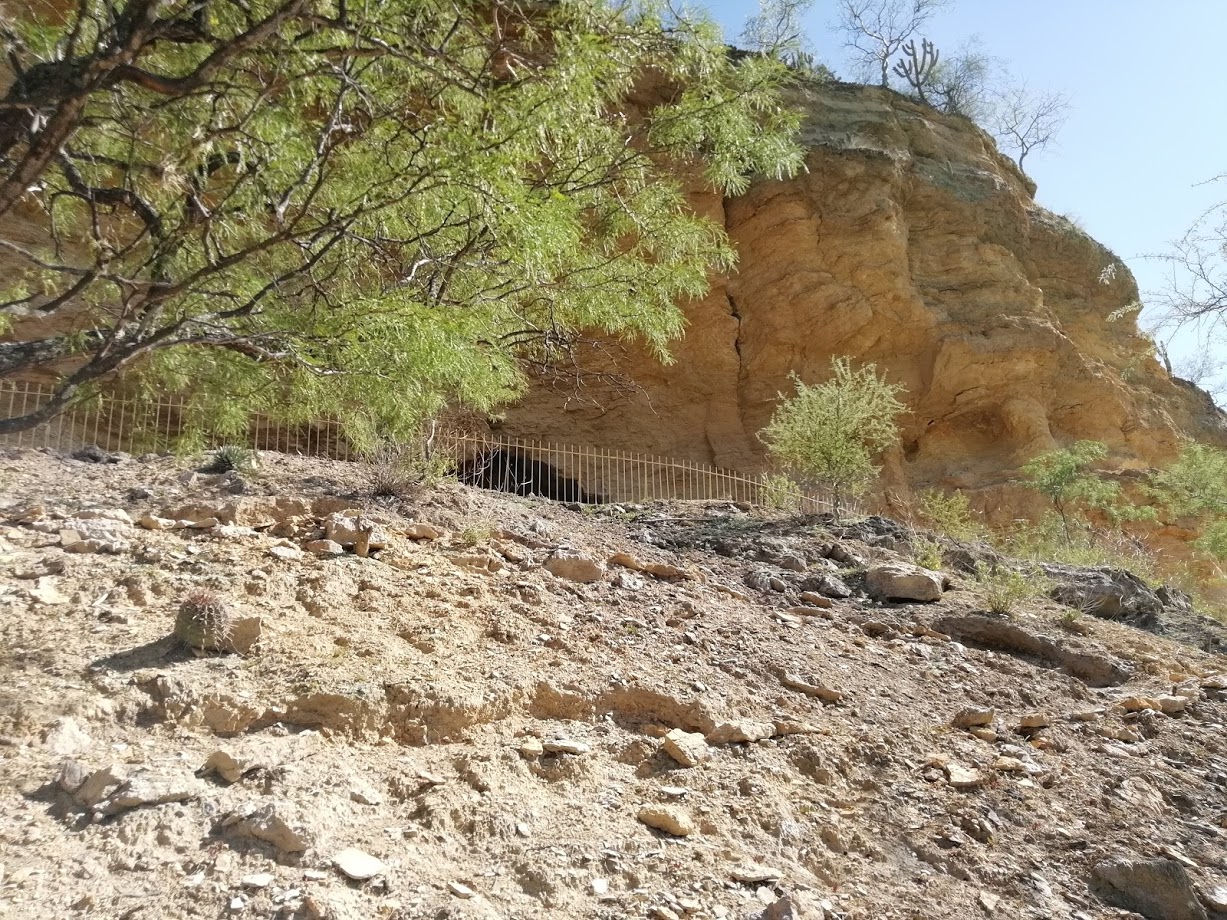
0 0 803 441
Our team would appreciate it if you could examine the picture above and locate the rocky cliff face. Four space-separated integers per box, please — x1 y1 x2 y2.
500 83 1226 513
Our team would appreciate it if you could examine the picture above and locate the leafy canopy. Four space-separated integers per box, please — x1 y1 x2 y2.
758 357 906 517
0 0 804 443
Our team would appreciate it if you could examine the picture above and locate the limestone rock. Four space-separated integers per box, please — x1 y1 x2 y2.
333 848 384 881
1043 564 1166 622
305 539 344 556
228 801 313 854
96 768 204 816
544 550 604 583
637 805 696 837
865 563 944 603
661 729 710 767
43 718 91 756
404 522 442 540
542 739 590 755
323 512 388 556
707 720 774 744
1091 858 1207 920
952 707 994 729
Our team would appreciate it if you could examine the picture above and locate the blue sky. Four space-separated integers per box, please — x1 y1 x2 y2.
701 0 1227 386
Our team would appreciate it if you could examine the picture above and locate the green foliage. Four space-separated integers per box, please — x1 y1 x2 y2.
909 534 944 570
363 436 451 498
1152 441 1227 518
1003 514 1162 586
760 472 803 512
200 445 256 475
1020 441 1152 541
1 1 804 439
1150 441 1227 564
974 562 1039 616
1197 519 1227 562
918 488 986 542
758 357 906 519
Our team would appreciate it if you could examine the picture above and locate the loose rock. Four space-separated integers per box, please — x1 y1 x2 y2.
637 805 696 837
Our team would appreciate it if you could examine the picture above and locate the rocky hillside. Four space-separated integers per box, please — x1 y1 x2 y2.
3 447 1227 920
501 83 1227 516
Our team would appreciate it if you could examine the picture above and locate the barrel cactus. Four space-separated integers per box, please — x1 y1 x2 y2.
175 589 234 651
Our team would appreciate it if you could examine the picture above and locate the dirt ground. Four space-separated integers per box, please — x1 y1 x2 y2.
1 447 1226 920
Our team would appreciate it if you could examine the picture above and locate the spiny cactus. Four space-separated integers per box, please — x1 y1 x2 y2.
175 588 234 651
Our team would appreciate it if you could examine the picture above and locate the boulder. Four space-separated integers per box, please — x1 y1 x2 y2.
1091 858 1207 920
661 729 710 767
1042 564 1165 622
865 562 944 602
544 550 604 583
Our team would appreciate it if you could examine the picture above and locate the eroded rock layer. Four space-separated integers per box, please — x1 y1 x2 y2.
501 83 1226 510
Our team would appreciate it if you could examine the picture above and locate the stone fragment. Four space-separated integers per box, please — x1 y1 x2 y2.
978 891 1001 913
1121 696 1162 713
944 763 984 789
56 760 90 794
542 739 590 755
731 865 783 883
707 720 774 744
404 522 442 540
952 707 994 729
1199 887 1227 913
1090 858 1207 920
1019 713 1051 730
865 562 944 602
519 739 544 759
661 729 710 768
74 764 128 807
323 512 388 555
242 874 275 889
969 727 997 742
760 895 804 920
333 848 384 881
29 576 68 605
1157 695 1190 715
138 513 180 531
97 768 203 816
43 718 91 756
637 805 696 837
268 544 304 561
231 801 313 854
797 592 834 609
305 540 344 556
201 751 248 784
448 881 475 899
780 672 843 702
544 550 605 583
225 617 263 656
813 575 854 599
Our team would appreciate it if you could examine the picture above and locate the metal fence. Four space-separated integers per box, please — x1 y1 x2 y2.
0 379 843 513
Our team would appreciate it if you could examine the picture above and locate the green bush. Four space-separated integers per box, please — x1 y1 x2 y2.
758 357 906 520
974 562 1040 616
918 489 986 542
909 534 944 570
760 473 804 512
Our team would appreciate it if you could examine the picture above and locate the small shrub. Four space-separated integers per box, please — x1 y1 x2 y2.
918 489 986 542
175 588 234 651
363 437 451 498
910 534 944 571
1058 608 1090 635
761 472 803 512
758 357 906 520
974 562 1038 616
199 444 256 475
